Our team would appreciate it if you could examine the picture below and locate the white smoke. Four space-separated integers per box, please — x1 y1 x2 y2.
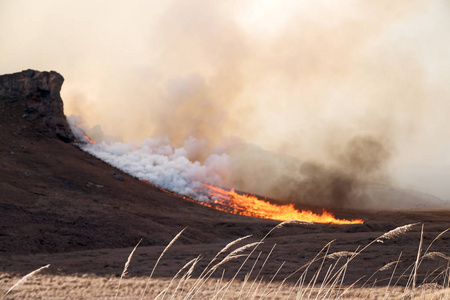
70 117 230 200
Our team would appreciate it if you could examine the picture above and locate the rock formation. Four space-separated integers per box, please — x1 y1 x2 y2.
0 69 74 142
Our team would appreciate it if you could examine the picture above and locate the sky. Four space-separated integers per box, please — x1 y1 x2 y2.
1 0 450 204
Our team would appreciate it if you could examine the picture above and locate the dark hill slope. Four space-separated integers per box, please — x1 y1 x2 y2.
0 70 272 255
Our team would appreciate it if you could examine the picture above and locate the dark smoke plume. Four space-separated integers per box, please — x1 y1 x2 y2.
227 136 391 208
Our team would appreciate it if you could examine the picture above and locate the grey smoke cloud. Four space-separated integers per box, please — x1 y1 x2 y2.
80 136 230 199
1 0 450 206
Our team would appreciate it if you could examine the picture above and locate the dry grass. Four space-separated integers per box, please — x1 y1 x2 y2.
1 222 449 299
1 274 449 299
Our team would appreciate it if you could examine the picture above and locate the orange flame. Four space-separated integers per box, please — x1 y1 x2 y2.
84 135 96 144
202 184 364 225
139 180 363 224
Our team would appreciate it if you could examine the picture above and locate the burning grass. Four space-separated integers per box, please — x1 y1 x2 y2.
1 223 449 299
201 185 364 225
140 179 364 225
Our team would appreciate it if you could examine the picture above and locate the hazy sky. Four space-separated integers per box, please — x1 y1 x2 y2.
1 0 450 200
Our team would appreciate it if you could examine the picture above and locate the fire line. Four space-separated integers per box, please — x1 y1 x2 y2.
202 184 364 225
141 180 363 224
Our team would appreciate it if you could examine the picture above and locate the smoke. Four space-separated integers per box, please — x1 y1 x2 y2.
226 135 392 208
70 116 230 199
2 0 450 207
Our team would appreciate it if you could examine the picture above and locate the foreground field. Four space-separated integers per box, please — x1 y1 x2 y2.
1 274 449 299
2 222 449 300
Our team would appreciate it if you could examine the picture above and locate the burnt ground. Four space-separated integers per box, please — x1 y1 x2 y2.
0 80 449 287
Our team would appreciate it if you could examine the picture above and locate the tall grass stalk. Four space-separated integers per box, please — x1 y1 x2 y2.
2 264 50 299
183 235 252 299
306 243 332 299
383 252 402 300
215 220 305 300
140 227 186 299
413 224 425 293
335 261 349 299
159 255 199 300
237 251 262 300
168 256 200 300
115 238 142 300
245 244 277 299
250 276 264 300
259 261 285 299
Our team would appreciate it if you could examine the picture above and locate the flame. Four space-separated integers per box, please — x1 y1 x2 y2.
202 184 364 225
139 180 363 224
84 135 96 144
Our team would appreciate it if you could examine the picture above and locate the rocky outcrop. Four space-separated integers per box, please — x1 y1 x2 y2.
0 69 74 142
